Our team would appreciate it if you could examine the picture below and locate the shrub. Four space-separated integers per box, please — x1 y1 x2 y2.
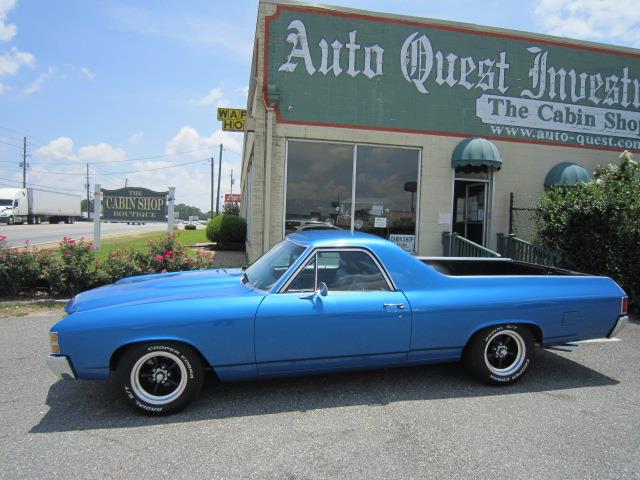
0 237 46 297
206 215 246 243
101 248 146 282
184 224 197 230
48 237 102 296
534 151 640 312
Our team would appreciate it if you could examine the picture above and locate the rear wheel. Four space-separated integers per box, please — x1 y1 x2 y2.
115 342 205 415
463 324 534 385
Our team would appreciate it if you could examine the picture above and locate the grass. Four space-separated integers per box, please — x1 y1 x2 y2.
0 300 66 317
96 228 210 260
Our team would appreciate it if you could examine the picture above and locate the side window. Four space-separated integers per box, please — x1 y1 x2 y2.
318 251 390 292
14 200 18 207
286 255 316 292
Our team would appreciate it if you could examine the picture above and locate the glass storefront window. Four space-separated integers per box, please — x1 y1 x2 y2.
285 141 353 234
285 141 420 252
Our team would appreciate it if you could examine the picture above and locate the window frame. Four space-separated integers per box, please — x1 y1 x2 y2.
283 138 422 252
278 247 396 294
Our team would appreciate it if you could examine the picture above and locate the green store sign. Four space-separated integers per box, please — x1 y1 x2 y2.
266 6 640 151
102 187 168 222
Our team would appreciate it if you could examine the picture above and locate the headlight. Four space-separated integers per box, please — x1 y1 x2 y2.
49 332 60 354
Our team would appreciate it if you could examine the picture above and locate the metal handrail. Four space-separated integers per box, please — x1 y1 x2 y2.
496 233 562 266
441 232 501 257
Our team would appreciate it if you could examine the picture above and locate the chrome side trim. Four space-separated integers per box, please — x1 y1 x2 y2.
608 316 629 339
545 344 579 352
47 355 77 379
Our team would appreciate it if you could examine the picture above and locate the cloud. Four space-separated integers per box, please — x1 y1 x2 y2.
112 6 253 61
128 132 144 144
36 137 127 163
189 87 229 107
0 0 17 42
31 130 243 212
0 82 8 94
80 66 94 79
36 137 77 161
165 125 242 156
533 0 640 47
23 66 56 94
0 46 35 76
78 143 127 163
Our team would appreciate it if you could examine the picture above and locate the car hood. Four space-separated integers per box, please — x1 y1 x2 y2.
65 268 259 313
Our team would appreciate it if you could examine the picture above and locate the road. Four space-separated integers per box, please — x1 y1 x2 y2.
0 222 167 247
1 312 638 479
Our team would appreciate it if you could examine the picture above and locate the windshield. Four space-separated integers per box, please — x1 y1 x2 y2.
245 240 306 290
0 199 13 206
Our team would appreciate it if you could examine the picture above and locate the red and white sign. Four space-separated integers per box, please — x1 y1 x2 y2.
224 193 241 203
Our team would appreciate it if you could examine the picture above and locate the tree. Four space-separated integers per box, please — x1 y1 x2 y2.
174 203 204 220
534 151 640 312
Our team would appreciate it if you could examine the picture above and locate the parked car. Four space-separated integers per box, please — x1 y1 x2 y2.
47 231 629 415
285 219 339 234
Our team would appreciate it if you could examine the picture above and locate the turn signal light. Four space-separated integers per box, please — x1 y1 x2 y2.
49 332 60 354
621 297 628 315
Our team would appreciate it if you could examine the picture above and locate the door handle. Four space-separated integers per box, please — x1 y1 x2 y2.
383 303 405 309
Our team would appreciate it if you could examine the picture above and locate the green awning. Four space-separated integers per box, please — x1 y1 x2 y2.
544 162 592 187
451 137 502 170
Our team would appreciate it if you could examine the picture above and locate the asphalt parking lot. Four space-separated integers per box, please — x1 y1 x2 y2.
1 312 639 480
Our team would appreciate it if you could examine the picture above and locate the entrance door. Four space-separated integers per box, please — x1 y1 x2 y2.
254 249 411 374
452 180 487 246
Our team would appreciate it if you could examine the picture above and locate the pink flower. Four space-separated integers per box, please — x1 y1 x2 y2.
154 255 164 262
161 269 168 273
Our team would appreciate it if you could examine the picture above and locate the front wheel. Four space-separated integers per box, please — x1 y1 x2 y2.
116 342 205 415
8 216 14 225
463 324 534 386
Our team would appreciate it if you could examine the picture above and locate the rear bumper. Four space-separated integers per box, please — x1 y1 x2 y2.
608 316 629 339
46 355 77 379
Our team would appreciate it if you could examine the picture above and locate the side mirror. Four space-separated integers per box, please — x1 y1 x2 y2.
318 282 328 296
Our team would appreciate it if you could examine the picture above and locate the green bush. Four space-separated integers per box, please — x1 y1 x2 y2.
206 215 246 243
48 237 102 296
101 248 146 283
184 224 197 230
0 233 217 299
534 151 640 313
0 236 47 297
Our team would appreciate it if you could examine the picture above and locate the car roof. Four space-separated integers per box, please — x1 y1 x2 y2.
286 230 392 249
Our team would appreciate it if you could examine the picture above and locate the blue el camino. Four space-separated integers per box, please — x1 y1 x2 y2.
47 231 629 414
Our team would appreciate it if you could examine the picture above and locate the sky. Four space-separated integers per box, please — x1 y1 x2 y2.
0 0 639 212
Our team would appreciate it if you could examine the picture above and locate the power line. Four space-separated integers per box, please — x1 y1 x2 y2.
63 145 220 165
36 158 208 176
0 176 84 193
0 139 22 149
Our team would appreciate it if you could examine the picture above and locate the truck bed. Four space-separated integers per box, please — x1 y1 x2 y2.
421 257 583 276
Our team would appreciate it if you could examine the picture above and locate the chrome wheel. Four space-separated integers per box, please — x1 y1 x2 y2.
130 351 188 405
483 329 526 376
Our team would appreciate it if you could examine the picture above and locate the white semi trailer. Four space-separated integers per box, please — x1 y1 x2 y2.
0 188 81 225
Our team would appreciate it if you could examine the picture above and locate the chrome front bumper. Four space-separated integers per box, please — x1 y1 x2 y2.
608 316 629 339
47 355 77 379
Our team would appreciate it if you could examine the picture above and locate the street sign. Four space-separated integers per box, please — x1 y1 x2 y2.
217 108 247 132
101 187 168 222
224 193 241 203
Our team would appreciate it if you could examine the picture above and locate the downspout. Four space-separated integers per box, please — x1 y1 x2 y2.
263 103 274 255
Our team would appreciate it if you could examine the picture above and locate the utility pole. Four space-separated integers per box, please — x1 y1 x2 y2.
86 163 90 220
211 157 216 218
125 178 128 187
215 144 223 215
230 169 234 194
21 137 27 188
